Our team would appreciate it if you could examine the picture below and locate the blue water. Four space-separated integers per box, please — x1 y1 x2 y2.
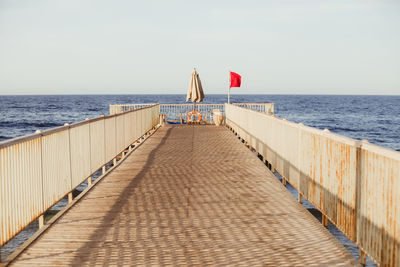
1 94 399 151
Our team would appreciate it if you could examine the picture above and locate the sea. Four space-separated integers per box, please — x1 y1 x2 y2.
1 94 399 265
1 94 399 151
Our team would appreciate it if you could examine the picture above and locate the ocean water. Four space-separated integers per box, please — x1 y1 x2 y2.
1 94 399 151
1 94 398 265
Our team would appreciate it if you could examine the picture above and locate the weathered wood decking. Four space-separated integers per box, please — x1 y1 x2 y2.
10 125 358 266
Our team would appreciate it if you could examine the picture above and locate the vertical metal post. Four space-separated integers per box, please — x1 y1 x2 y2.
322 214 328 227
359 248 366 265
298 193 303 204
39 215 44 229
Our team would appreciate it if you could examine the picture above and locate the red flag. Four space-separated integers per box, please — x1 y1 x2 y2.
230 71 241 88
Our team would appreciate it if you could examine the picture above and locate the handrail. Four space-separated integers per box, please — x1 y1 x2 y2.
110 103 275 122
225 103 400 266
0 104 160 247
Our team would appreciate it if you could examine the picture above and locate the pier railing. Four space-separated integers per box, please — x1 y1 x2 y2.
0 104 160 247
110 103 274 122
225 103 399 266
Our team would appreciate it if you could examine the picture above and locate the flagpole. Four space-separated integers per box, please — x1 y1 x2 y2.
228 71 231 104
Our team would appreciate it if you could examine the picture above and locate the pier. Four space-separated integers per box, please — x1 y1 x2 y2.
1 103 399 266
4 125 357 266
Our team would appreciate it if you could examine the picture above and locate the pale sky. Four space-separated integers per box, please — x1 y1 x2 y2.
0 0 399 95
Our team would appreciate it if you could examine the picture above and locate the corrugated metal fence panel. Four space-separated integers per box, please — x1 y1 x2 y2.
69 124 91 188
152 106 157 127
115 114 125 153
131 111 139 141
131 111 139 145
138 109 143 137
141 108 146 133
146 108 151 130
299 128 358 241
104 116 117 163
358 143 400 266
89 119 106 173
0 139 43 246
126 110 134 145
123 112 133 148
41 130 71 211
279 120 301 190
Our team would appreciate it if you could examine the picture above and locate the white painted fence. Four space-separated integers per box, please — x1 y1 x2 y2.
0 104 160 247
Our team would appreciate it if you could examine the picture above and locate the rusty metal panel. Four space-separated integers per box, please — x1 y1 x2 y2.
104 116 117 162
227 105 301 190
0 139 43 246
299 128 358 241
89 119 106 173
358 143 400 266
41 130 71 211
225 104 358 241
69 124 91 188
115 113 125 153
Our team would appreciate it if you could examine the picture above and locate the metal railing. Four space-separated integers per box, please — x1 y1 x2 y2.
0 104 160 247
225 104 399 267
110 103 274 122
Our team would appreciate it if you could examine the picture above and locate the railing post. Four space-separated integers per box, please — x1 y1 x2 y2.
298 193 303 204
298 123 304 204
355 140 365 265
322 214 328 227
38 215 44 229
65 122 74 206
87 176 92 186
359 249 366 266
36 129 45 234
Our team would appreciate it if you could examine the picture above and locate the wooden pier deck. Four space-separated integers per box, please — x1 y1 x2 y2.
9 125 358 266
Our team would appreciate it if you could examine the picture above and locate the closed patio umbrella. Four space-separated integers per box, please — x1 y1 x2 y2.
186 68 205 107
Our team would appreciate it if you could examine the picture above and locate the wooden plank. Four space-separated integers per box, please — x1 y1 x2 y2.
9 126 358 266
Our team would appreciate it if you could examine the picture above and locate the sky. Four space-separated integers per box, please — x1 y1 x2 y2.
0 0 399 95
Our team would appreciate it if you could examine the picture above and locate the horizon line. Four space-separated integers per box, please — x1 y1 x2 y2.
1 93 400 96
